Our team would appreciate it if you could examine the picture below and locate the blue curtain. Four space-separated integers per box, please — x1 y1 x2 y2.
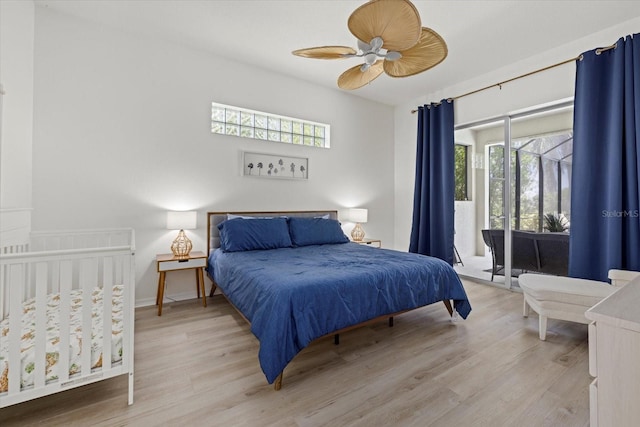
409 100 455 265
570 33 640 281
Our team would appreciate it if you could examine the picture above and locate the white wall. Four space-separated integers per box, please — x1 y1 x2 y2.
31 7 395 305
394 16 640 251
0 0 34 210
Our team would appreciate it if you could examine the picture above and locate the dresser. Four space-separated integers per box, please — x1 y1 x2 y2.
585 275 640 427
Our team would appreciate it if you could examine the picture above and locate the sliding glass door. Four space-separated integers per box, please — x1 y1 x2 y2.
453 120 509 286
453 101 573 289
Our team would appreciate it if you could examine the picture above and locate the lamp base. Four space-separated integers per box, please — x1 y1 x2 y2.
351 223 365 242
171 229 193 259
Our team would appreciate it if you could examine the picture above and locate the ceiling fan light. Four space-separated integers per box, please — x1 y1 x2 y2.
364 52 378 65
370 36 383 51
357 39 371 53
385 51 402 61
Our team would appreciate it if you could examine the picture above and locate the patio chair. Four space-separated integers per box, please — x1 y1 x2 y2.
482 229 504 281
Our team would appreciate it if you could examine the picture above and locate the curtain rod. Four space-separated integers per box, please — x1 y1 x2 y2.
410 42 617 114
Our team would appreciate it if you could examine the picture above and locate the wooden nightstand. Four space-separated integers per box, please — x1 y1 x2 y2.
353 238 382 248
156 251 207 316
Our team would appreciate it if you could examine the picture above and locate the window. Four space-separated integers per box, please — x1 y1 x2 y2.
211 102 330 148
488 144 505 229
454 144 469 201
488 130 572 231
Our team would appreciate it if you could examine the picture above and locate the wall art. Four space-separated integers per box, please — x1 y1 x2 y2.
242 151 308 180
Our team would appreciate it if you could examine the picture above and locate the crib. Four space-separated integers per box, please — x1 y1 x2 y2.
0 228 135 408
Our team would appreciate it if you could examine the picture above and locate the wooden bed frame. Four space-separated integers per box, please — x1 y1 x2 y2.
206 210 454 390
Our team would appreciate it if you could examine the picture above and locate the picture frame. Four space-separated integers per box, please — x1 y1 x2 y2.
242 151 308 180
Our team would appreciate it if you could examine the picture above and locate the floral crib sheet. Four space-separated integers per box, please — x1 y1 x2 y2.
0 285 124 393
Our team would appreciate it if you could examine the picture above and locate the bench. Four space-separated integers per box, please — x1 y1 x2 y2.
519 270 640 340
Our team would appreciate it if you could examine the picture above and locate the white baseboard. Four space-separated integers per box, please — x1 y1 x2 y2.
135 290 212 308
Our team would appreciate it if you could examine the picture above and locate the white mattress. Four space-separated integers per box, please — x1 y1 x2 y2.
0 285 124 393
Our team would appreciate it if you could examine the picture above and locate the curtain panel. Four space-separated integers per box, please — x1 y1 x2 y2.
409 100 455 265
570 33 640 281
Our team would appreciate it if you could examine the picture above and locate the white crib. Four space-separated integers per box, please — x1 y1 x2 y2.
0 228 135 408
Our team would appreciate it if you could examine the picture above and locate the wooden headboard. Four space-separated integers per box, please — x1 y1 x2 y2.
207 210 338 255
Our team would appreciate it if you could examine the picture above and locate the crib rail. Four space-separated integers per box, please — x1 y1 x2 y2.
0 243 29 255
29 228 136 252
0 229 135 408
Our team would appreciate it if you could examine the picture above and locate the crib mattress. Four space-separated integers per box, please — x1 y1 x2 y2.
0 285 124 393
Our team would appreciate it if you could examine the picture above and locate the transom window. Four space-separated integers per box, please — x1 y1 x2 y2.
211 102 330 148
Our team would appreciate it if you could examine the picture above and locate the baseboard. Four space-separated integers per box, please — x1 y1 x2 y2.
136 291 211 308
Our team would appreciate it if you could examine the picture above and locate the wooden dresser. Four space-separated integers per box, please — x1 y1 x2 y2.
586 275 640 427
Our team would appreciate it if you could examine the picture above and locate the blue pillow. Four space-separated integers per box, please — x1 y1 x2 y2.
218 218 292 252
288 217 349 246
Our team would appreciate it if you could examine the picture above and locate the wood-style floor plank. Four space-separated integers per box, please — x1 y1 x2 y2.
0 280 590 426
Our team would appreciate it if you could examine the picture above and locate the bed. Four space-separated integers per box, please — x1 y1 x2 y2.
0 228 135 408
206 210 471 390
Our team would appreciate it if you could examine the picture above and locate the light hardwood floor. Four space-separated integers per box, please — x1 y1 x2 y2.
1 280 590 426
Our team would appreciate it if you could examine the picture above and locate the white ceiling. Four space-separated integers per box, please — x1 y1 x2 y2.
35 0 640 106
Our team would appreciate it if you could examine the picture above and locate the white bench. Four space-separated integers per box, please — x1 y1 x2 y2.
519 270 640 340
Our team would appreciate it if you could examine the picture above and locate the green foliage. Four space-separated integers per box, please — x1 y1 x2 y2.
454 145 468 201
543 213 569 232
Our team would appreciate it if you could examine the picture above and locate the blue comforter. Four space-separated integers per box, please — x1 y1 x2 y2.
208 243 471 384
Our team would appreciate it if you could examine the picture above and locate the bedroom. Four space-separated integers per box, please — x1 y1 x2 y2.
1 0 640 425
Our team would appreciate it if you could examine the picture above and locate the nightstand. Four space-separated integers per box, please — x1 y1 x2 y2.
353 238 382 248
156 251 207 316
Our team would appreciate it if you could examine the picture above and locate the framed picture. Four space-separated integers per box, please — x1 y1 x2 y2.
242 151 308 180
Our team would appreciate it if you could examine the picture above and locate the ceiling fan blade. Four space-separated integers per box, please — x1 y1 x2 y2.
338 61 384 90
348 0 421 52
383 28 447 77
292 46 357 59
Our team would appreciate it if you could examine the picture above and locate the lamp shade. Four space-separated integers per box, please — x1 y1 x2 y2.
166 211 197 230
347 208 368 223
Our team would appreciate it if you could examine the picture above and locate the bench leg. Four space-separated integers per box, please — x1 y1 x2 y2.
539 315 548 341
523 297 530 318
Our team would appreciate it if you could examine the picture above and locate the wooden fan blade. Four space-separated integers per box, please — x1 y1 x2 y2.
338 61 384 90
383 28 447 78
348 0 421 52
292 46 357 59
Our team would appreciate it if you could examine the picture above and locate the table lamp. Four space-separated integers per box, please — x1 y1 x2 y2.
167 211 197 259
347 208 368 241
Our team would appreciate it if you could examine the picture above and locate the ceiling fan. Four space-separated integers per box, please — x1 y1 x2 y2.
292 0 448 90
